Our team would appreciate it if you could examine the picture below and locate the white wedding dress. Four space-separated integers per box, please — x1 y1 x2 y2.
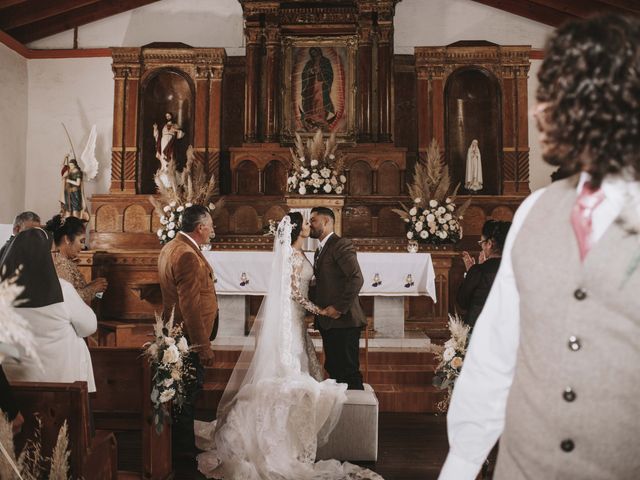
195 218 382 480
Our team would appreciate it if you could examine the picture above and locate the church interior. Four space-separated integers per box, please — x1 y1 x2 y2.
1 1 638 479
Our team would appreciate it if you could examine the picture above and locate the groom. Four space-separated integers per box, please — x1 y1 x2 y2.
310 207 366 390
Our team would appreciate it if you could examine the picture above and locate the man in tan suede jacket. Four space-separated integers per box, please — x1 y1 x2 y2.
158 204 218 460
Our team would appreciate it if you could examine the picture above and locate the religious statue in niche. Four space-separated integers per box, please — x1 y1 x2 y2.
59 124 98 221
465 139 483 192
300 47 336 129
153 112 185 172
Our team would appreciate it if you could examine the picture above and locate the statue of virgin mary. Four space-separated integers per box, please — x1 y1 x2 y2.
465 139 483 192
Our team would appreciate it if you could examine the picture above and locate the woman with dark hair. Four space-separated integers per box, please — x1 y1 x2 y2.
0 228 97 392
457 220 511 328
195 213 381 479
46 214 107 305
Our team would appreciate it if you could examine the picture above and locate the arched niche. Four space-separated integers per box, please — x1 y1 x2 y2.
263 205 286 226
123 204 149 232
377 161 400 195
95 205 121 232
461 206 486 236
139 69 195 195
377 207 405 237
233 206 260 234
213 207 230 235
236 160 260 194
343 206 372 237
263 160 287 195
349 161 373 195
445 68 501 195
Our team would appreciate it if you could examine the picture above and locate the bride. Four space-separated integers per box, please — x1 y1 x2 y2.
195 213 382 479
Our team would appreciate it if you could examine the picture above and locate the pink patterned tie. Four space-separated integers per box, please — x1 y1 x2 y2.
570 182 605 261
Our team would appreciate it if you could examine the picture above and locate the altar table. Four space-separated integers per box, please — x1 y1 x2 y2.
203 251 436 338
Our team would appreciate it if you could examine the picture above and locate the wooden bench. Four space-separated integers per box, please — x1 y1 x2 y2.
11 380 117 480
90 346 172 480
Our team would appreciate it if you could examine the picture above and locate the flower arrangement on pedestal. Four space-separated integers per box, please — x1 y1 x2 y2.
150 146 223 244
287 130 346 195
143 311 195 433
432 314 471 412
393 139 470 246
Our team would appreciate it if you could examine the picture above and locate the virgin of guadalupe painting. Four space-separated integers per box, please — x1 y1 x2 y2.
282 37 356 142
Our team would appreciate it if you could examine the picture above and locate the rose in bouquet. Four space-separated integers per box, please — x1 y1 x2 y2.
432 314 470 412
150 145 223 245
287 130 346 195
393 139 470 244
143 311 195 433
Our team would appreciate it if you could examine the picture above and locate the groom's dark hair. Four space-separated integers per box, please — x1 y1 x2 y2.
310 207 334 222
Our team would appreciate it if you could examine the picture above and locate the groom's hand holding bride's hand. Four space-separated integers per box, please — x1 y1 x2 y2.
323 305 342 319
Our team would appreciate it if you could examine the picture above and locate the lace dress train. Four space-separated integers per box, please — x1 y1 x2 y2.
195 251 382 480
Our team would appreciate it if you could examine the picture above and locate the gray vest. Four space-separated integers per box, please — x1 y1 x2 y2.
495 176 640 479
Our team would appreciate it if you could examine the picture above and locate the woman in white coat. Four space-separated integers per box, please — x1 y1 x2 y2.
0 228 96 392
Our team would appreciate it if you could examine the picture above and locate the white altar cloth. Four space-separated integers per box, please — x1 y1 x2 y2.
203 251 436 301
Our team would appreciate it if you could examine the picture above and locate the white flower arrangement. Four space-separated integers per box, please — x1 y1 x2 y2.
393 139 470 245
143 311 195 433
287 130 346 195
150 145 223 245
432 314 471 412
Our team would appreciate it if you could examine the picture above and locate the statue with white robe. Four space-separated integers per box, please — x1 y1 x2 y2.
465 139 483 192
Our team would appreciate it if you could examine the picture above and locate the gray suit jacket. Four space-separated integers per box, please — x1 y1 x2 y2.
312 234 366 330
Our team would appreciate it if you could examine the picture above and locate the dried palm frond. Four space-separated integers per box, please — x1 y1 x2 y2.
289 129 345 176
48 421 69 480
0 414 19 479
150 145 222 218
17 416 43 480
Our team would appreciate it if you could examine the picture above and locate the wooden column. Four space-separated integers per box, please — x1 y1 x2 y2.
194 54 225 193
357 12 374 142
110 49 140 194
416 59 445 154
264 23 281 143
377 7 394 142
244 25 261 143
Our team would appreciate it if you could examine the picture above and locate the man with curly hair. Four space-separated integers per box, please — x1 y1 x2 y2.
440 14 640 480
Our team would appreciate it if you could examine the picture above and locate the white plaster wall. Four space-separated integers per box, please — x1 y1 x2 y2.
0 44 28 223
395 0 552 52
25 58 114 222
28 0 245 55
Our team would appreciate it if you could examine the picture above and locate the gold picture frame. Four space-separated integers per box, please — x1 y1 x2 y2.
281 35 358 143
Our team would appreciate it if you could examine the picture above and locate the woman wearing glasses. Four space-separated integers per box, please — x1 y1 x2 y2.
457 220 511 328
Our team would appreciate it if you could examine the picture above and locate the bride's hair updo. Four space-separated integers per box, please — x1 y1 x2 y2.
45 214 87 247
286 212 303 245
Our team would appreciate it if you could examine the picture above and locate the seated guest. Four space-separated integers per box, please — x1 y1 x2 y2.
0 228 96 393
457 220 511 328
0 211 41 265
45 215 107 305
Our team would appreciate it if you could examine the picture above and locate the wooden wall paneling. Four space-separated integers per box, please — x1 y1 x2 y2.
377 7 394 142
393 55 417 184
263 160 287 195
377 206 405 237
349 161 373 195
461 205 486 236
235 160 261 195
490 205 514 221
95 205 121 233
263 205 287 227
123 204 149 232
377 161 400 195
214 207 230 235
233 206 261 234
343 205 372 237
221 56 245 195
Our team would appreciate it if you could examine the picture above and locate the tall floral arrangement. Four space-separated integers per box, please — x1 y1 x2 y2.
143 311 194 433
287 130 346 195
432 314 471 412
393 139 470 244
150 146 224 244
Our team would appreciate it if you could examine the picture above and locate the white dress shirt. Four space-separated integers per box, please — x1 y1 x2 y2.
439 172 640 479
318 231 334 252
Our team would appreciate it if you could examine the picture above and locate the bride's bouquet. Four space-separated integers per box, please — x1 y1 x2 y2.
432 314 470 412
143 311 195 433
287 130 346 195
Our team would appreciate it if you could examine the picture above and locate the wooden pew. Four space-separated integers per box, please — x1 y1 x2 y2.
90 347 172 480
11 380 117 480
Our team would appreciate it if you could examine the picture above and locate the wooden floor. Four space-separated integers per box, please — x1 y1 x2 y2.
167 413 450 480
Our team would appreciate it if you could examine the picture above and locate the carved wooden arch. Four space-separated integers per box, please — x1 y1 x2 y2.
235 160 260 194
123 204 151 233
348 160 373 195
95 205 122 232
232 205 261 234
377 160 401 195
263 160 288 195
213 207 230 234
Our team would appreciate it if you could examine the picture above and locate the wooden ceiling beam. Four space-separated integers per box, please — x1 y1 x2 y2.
470 0 577 26
526 0 634 18
0 0 100 30
6 0 161 44
595 0 640 14
0 0 26 8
